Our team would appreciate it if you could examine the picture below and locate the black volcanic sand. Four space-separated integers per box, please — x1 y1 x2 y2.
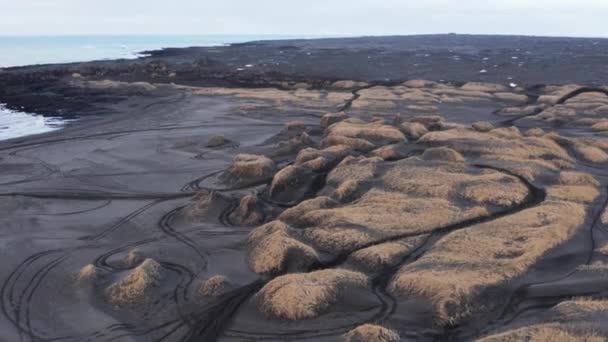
0 35 608 342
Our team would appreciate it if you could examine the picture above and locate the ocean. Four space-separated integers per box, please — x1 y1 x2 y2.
0 35 316 141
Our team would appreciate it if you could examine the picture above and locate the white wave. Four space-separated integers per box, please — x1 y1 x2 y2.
0 105 72 141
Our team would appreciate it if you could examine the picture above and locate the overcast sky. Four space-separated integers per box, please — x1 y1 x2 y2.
1 0 607 37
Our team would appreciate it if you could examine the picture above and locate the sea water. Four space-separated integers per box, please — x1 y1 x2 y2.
0 35 315 141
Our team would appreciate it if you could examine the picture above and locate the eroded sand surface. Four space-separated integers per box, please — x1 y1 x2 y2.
2 38 608 342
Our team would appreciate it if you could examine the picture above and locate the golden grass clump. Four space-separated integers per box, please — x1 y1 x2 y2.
340 324 401 342
247 221 319 276
421 147 465 162
189 86 352 108
400 122 428 140
573 144 608 163
382 161 526 202
559 171 599 186
371 142 410 161
255 269 368 320
547 185 600 204
357 86 402 100
122 249 145 268
299 184 500 254
431 88 494 102
326 156 381 188
524 128 545 137
106 259 165 307
400 89 440 103
321 134 376 152
187 189 233 221
77 264 99 284
228 195 265 226
477 324 604 342
331 80 369 89
295 145 353 172
472 121 495 132
460 179 528 207
403 79 438 88
493 92 528 103
419 128 573 172
602 207 608 225
220 154 277 187
388 201 586 326
278 196 338 226
326 119 406 146
546 133 608 164
268 165 320 205
592 120 608 132
478 297 608 341
460 82 508 93
199 275 232 297
345 235 429 274
489 126 522 139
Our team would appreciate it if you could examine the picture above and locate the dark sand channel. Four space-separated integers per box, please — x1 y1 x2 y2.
1 35 608 341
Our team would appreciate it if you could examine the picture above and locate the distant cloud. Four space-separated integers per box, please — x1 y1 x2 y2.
0 0 606 37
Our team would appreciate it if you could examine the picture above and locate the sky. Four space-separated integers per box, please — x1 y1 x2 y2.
1 0 607 37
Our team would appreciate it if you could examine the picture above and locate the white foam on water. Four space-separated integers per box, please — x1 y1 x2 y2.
0 105 73 141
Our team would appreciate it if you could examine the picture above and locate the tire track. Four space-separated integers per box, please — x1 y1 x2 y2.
80 199 168 241
158 206 209 267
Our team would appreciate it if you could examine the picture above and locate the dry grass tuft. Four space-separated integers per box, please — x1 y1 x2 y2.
546 186 600 204
372 142 410 161
247 221 319 276
461 179 529 207
219 154 277 187
255 269 368 320
421 147 465 162
295 145 353 172
404 79 438 88
559 171 599 186
326 120 406 146
199 275 232 297
400 122 428 140
187 189 233 221
331 80 369 89
340 324 400 342
524 128 545 137
268 165 321 205
229 195 265 226
106 259 164 307
592 121 608 132
321 135 377 152
419 128 573 174
77 264 99 284
345 235 429 274
122 249 145 268
278 196 338 226
472 121 495 132
478 324 604 342
478 297 608 341
461 82 508 93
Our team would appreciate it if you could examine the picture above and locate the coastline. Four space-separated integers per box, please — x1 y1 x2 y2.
1 34 608 341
